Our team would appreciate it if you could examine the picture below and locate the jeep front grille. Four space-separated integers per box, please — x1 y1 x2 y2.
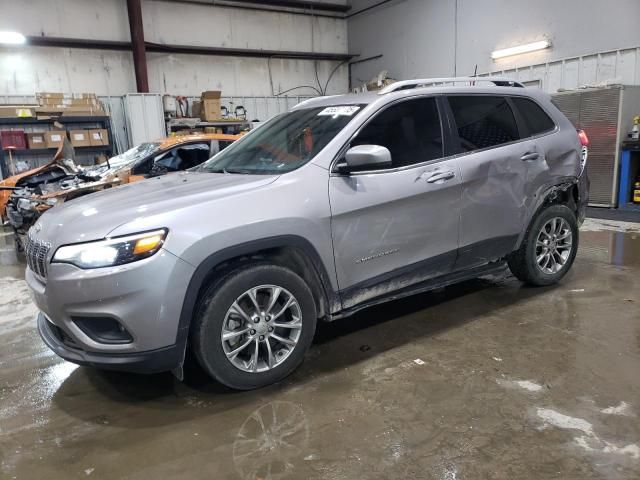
26 233 52 279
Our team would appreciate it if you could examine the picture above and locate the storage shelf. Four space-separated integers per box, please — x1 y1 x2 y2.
7 145 111 155
0 115 110 125
166 117 251 133
0 113 113 180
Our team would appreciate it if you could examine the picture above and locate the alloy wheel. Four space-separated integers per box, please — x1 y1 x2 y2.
221 285 302 373
535 217 573 275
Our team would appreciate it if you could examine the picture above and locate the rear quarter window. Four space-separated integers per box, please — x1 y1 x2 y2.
447 96 519 152
511 97 556 136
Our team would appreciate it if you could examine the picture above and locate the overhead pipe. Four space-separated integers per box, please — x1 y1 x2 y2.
214 0 349 12
145 41 353 60
147 0 349 17
25 36 354 61
347 0 396 18
27 36 132 51
126 0 149 93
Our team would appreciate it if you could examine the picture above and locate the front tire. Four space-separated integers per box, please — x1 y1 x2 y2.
508 204 579 286
191 264 317 390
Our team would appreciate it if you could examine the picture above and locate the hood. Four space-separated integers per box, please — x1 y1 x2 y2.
35 172 278 245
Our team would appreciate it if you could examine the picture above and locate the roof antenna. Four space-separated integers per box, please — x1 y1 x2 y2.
472 64 478 85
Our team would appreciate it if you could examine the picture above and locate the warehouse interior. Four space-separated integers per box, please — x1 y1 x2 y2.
1 0 639 478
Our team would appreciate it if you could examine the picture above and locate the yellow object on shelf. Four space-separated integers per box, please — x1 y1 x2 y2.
633 180 640 204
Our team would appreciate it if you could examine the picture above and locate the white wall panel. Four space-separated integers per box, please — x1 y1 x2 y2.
146 53 347 96
0 47 135 96
143 1 346 54
348 0 640 87
0 0 348 97
481 47 640 94
0 0 129 41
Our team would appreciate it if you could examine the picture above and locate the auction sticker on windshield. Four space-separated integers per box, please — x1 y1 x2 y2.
317 106 361 117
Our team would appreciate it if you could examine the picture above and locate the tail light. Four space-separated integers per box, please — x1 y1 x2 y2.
578 129 589 146
578 129 588 172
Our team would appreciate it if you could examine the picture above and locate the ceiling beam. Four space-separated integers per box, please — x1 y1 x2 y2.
126 0 149 93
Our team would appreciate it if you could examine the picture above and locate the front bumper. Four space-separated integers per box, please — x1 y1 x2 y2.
28 247 195 371
38 312 183 373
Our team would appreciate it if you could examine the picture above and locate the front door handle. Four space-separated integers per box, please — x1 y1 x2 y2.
521 152 540 161
425 170 455 183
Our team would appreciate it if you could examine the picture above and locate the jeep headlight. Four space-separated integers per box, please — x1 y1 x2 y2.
52 229 167 269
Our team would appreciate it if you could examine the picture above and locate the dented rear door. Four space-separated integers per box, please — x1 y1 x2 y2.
445 95 531 270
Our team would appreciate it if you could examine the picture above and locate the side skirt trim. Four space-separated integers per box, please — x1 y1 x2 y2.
331 260 508 321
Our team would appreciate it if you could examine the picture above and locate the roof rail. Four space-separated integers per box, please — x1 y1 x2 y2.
378 76 525 94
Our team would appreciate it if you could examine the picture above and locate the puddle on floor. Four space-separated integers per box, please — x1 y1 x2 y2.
580 229 640 266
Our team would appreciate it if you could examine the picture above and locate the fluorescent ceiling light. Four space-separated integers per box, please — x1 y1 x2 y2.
0 31 26 45
491 40 550 60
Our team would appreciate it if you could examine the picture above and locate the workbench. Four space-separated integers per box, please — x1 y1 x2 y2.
165 117 250 136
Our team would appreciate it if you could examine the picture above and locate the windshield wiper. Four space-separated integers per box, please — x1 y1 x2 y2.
223 168 258 174
202 166 260 174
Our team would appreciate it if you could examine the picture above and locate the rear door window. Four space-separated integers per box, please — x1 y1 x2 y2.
511 97 556 136
351 97 444 168
447 96 519 152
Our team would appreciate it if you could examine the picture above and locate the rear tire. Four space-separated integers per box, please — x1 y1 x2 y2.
191 264 317 390
508 204 579 286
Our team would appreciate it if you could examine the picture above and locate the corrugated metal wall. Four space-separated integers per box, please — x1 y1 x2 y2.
481 46 640 94
553 87 622 206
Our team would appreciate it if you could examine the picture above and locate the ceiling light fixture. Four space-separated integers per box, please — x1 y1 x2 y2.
491 40 551 60
0 31 26 45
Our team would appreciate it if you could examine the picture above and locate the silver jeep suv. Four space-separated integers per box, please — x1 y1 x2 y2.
27 77 589 390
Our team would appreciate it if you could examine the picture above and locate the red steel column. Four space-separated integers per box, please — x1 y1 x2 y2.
127 0 149 93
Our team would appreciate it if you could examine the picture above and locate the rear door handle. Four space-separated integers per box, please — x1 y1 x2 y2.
425 170 455 183
521 152 540 161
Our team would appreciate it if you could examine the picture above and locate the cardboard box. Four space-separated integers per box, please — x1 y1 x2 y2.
201 99 221 121
191 100 202 119
69 98 96 106
35 107 65 118
0 107 35 118
89 129 109 146
62 106 106 117
68 129 90 147
200 91 222 121
44 131 65 149
37 92 64 100
39 98 65 106
201 91 222 100
36 93 65 107
26 133 46 149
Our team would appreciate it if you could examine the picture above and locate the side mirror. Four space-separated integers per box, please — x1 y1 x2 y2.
338 145 392 174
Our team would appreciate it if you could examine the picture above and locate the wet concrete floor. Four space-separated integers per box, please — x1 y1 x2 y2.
1 219 639 479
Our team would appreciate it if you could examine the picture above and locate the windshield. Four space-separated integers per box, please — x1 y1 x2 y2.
196 105 363 174
86 142 162 176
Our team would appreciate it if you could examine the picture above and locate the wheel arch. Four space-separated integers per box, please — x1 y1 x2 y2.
175 235 340 354
515 178 581 250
